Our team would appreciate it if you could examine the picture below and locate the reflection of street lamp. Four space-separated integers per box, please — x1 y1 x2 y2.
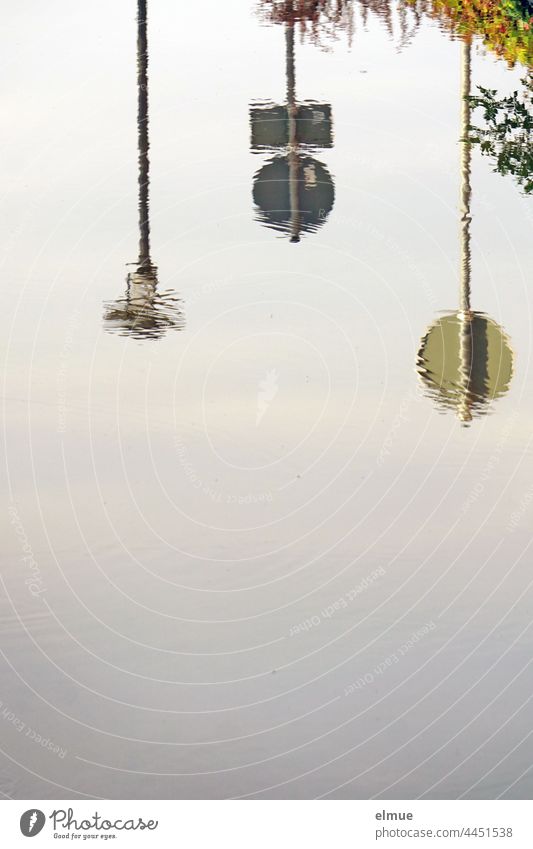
250 16 335 241
103 0 183 340
417 39 514 425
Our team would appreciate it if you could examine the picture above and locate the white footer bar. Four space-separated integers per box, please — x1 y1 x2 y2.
2 800 532 848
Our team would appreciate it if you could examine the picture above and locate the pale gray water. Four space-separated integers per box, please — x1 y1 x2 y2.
1 0 533 799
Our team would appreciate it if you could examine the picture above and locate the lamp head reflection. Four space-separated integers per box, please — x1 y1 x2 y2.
417 311 514 425
103 264 184 340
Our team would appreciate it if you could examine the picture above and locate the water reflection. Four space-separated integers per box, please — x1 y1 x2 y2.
103 0 183 339
258 0 357 36
256 0 409 46
260 0 533 66
412 0 533 66
417 40 514 424
251 11 335 240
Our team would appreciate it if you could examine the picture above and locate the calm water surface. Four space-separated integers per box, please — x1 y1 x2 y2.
2 0 533 799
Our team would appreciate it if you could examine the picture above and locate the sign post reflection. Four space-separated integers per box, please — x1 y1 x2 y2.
251 9 335 241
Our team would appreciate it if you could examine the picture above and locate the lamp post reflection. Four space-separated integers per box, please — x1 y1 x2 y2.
417 39 514 425
103 0 184 340
251 9 335 241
